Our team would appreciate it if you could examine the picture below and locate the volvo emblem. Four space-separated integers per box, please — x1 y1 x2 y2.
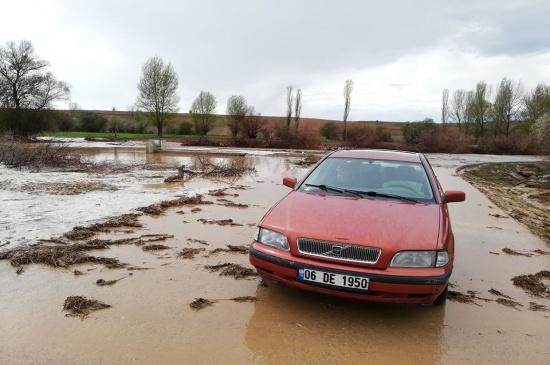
331 245 343 256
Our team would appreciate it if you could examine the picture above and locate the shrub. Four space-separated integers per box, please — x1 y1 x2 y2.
345 125 378 147
419 126 472 153
177 121 193 135
0 109 56 137
320 121 339 140
78 112 107 132
401 118 435 144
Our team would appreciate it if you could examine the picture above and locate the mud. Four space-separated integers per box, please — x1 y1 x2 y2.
2 148 550 365
63 296 111 318
205 263 258 279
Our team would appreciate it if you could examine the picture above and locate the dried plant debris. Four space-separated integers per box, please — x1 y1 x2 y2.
198 218 243 227
187 238 209 246
96 277 126 286
488 288 513 299
64 213 142 240
448 290 493 305
495 298 523 310
142 244 170 252
190 298 215 310
63 296 111 318
182 156 256 181
230 296 257 303
209 245 249 255
528 302 550 312
216 199 249 208
512 271 550 297
177 248 205 259
502 248 533 257
208 188 239 197
190 207 202 213
0 243 124 269
17 181 117 195
137 195 213 216
489 213 509 219
140 234 174 242
205 263 258 279
533 249 550 255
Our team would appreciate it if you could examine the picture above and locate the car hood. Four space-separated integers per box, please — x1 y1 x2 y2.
261 191 441 266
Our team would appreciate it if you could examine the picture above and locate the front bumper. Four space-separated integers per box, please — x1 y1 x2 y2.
249 244 451 304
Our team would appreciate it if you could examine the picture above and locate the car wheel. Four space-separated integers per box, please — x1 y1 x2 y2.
433 285 448 306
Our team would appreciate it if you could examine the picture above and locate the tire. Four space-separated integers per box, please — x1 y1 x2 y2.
432 285 448 306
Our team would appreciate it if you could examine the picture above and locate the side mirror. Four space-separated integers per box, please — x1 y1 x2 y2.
444 190 465 203
283 177 297 189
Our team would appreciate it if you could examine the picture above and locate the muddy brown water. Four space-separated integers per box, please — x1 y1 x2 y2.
1 147 549 364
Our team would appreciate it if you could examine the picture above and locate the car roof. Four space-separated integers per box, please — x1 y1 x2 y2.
329 149 422 163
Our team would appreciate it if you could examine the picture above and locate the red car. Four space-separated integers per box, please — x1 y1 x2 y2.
249 149 465 305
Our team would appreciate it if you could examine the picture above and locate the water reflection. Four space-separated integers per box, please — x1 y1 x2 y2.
245 282 444 364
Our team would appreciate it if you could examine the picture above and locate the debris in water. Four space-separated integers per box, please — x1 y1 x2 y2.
137 195 213 216
191 207 202 213
190 298 215 310
187 238 209 245
489 251 500 255
488 288 513 299
512 271 550 297
495 298 523 310
230 296 257 303
533 249 549 255
448 290 486 305
142 244 170 252
64 213 142 240
177 248 205 259
208 188 238 197
0 243 125 270
205 263 258 279
198 218 243 227
63 296 111 318
502 248 533 257
141 234 174 242
96 277 126 286
489 213 508 219
16 266 24 275
209 245 249 255
127 266 152 271
216 199 249 208
73 270 84 276
528 302 550 312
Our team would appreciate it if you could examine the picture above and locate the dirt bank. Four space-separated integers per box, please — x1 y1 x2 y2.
459 161 550 244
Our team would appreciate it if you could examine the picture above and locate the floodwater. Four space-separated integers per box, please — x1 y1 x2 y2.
0 145 549 365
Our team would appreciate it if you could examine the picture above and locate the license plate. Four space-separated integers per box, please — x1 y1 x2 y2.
297 268 369 291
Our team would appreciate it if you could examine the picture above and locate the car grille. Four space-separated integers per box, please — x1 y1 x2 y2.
297 238 381 264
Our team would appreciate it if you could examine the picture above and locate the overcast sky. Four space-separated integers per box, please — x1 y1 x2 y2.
1 0 549 121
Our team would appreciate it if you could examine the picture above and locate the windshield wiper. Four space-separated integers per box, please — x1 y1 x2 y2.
304 184 363 198
350 190 418 203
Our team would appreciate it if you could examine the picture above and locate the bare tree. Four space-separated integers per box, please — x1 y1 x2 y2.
243 106 261 138
464 90 475 135
450 89 466 129
441 89 449 126
0 40 70 110
294 88 302 133
226 95 247 137
286 86 293 131
493 78 523 137
470 82 492 139
343 79 353 140
191 91 217 135
136 56 179 137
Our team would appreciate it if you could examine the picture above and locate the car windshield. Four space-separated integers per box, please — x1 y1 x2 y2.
300 157 435 203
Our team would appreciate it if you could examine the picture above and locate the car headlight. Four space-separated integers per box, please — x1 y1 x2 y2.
255 227 289 250
390 251 449 268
